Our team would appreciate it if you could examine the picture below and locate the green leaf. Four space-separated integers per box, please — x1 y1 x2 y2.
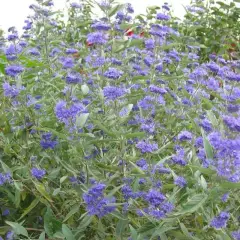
179 223 200 240
91 119 118 137
112 40 127 53
19 198 39 220
201 128 214 159
200 175 208 190
62 224 75 240
138 222 156 235
0 226 10 235
44 208 62 237
129 225 138 240
76 113 89 128
128 38 144 48
53 188 61 196
0 161 12 174
189 165 215 176
109 4 124 17
63 204 80 223
151 226 177 238
116 219 128 238
14 189 21 208
39 231 46 240
206 110 218 126
173 194 208 216
202 98 213 110
5 221 28 237
34 182 52 202
81 84 89 95
147 5 161 10
219 181 240 189
129 161 145 175
77 215 94 233
124 132 145 139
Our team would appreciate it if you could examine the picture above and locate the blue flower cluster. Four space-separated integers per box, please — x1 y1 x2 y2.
83 183 116 218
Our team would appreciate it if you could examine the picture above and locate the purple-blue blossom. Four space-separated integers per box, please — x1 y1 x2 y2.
210 211 230 229
103 86 125 100
83 183 116 217
87 32 108 45
5 64 24 77
31 168 46 180
136 140 158 153
156 13 171 21
3 82 20 98
174 176 187 187
144 189 166 207
104 67 123 79
59 57 74 69
178 131 192 141
232 231 240 240
91 22 111 31
66 71 82 84
0 173 11 185
40 132 58 149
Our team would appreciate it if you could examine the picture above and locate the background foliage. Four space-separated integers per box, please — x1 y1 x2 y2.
0 0 239 239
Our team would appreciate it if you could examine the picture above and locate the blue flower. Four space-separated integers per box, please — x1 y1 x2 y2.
59 57 74 69
55 100 86 125
0 173 11 185
144 56 155 67
111 58 122 65
91 22 111 31
174 176 187 187
31 168 46 180
136 140 158 153
5 44 22 61
126 3 134 13
66 48 78 54
232 231 240 240
23 20 33 30
2 209 10 216
136 159 148 170
6 231 14 240
70 2 82 8
210 211 230 229
104 67 123 79
116 11 124 20
156 13 171 21
92 56 106 68
149 85 167 94
40 132 58 149
83 183 116 218
5 64 24 77
145 39 155 49
50 47 61 57
3 82 20 98
28 48 40 56
87 32 107 45
178 131 192 141
7 32 18 41
221 193 229 202
103 86 125 101
66 71 82 84
144 189 166 207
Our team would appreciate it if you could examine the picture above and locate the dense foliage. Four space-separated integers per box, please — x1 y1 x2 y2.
0 0 239 239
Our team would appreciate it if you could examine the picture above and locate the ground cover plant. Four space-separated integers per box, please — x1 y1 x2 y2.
0 0 239 239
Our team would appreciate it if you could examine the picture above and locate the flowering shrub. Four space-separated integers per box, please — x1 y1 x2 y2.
0 0 239 239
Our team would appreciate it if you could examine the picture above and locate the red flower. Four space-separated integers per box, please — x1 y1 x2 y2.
125 28 134 37
139 31 144 37
87 41 93 47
